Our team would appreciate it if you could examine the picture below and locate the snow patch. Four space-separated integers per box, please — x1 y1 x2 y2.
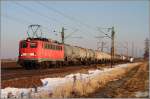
135 91 149 98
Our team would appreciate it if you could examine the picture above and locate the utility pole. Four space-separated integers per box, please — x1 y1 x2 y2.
135 47 137 58
132 41 134 57
101 41 104 52
125 42 128 59
111 26 115 68
96 41 107 52
97 41 100 50
61 27 65 44
139 49 142 58
97 26 115 68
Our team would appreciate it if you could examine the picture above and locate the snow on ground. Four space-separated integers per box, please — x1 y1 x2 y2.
1 63 136 98
135 91 149 98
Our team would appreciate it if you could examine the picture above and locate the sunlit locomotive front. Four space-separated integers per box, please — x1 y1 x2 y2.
18 38 64 69
18 25 64 69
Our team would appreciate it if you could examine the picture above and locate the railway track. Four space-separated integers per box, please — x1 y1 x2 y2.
2 64 99 81
2 64 101 88
2 62 130 81
1 62 130 88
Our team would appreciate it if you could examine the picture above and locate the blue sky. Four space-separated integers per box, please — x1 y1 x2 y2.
1 0 149 59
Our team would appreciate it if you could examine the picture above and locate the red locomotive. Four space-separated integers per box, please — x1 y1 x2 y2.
18 25 65 69
18 37 64 69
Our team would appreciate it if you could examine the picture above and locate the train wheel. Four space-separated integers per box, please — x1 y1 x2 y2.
57 62 60 67
61 61 63 67
44 62 49 69
24 66 29 70
23 62 30 70
59 61 63 67
48 62 53 68
56 62 60 68
41 62 46 69
54 61 62 68
34 63 40 69
64 61 68 66
37 62 43 69
24 64 31 70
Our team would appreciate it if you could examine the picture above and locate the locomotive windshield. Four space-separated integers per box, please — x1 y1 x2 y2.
30 42 37 48
21 42 27 48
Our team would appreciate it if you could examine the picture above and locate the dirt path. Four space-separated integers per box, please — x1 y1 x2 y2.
89 61 149 98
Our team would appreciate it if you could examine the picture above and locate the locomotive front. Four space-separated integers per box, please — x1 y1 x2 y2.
18 38 43 69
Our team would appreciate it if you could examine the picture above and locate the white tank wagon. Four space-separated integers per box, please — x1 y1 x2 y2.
64 44 74 62
100 52 109 60
105 53 111 59
64 44 128 65
64 45 85 62
114 54 122 62
78 47 87 61
102 52 111 63
93 52 108 63
94 50 103 62
86 49 95 61
119 55 130 62
72 46 80 60
64 45 95 64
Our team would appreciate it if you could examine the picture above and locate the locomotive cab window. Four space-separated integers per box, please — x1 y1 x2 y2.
21 42 27 48
44 43 50 49
30 42 37 48
60 46 62 50
44 43 47 49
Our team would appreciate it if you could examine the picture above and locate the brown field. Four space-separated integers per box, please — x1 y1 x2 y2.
1 61 21 69
88 61 149 98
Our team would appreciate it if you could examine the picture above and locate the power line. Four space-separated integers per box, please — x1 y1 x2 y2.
6 2 96 42
38 2 98 38
97 27 112 39
37 2 95 31
14 2 94 38
2 14 58 39
37 2 96 37
64 29 79 39
2 14 32 25
14 2 80 31
14 2 64 26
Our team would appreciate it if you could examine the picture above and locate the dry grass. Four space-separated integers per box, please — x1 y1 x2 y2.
52 82 74 98
49 63 141 98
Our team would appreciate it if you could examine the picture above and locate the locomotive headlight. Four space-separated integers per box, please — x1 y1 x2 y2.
21 53 27 56
30 53 36 56
30 53 34 56
20 53 36 56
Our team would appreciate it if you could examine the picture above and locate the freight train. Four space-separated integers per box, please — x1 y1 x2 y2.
18 37 130 69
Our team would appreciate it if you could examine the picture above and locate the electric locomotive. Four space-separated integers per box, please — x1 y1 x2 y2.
18 37 64 69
